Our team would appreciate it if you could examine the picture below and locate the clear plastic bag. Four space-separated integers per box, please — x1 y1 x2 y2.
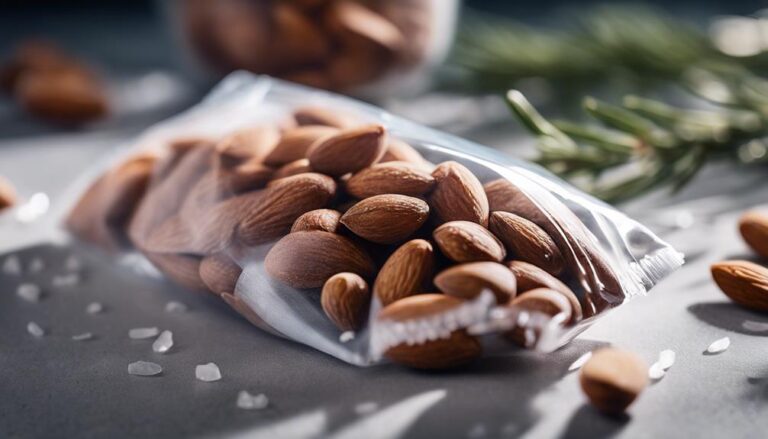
64 73 684 368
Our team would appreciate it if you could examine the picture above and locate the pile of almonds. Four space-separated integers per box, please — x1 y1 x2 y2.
179 0 435 91
67 105 625 369
711 210 768 313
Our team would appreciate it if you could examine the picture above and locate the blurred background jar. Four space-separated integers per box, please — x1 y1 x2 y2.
166 0 459 98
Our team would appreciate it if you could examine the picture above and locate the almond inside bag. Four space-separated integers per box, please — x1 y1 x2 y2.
65 74 683 368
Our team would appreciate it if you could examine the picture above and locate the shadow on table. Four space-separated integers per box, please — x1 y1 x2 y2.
560 404 629 439
687 302 768 336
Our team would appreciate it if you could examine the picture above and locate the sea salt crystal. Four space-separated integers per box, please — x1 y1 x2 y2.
742 320 768 332
2 255 22 275
86 302 103 314
52 273 80 287
17 283 42 302
128 361 162 376
16 192 49 223
64 255 82 272
165 301 187 313
648 362 666 380
339 331 355 343
129 327 160 339
658 349 676 370
706 337 730 354
28 257 45 273
72 332 93 341
196 363 222 382
27 321 45 337
152 330 173 353
354 401 378 415
237 391 269 410
568 352 592 372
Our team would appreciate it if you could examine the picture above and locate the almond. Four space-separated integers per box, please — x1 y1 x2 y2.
218 158 273 194
378 294 481 369
291 208 342 233
485 178 621 315
153 137 214 181
373 239 434 306
340 194 429 244
325 1 405 52
580 348 648 415
308 124 387 176
432 221 506 263
380 139 429 167
430 161 489 226
711 260 768 312
489 211 564 276
739 211 768 259
505 287 573 348
264 125 338 166
507 261 582 322
144 252 208 292
215 125 279 167
321 272 371 331
265 231 375 288
272 2 331 66
220 292 280 334
199 253 242 295
345 161 435 199
434 262 517 304
0 175 17 211
15 67 108 124
272 158 312 180
293 105 356 128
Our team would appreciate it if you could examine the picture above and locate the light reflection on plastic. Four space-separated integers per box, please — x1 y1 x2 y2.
14 193 49 223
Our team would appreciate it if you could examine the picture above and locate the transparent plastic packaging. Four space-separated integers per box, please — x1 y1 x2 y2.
64 73 683 367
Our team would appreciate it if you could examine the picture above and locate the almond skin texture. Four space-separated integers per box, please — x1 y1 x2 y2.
272 158 312 180
308 124 387 176
345 161 435 199
264 125 338 166
218 159 274 194
293 106 355 128
144 252 208 292
265 231 375 289
291 209 342 233
215 125 279 167
434 262 517 304
373 239 435 306
433 221 506 263
507 261 583 322
199 253 242 295
580 348 648 416
490 211 564 276
341 194 429 244
0 175 17 211
711 260 768 312
429 161 489 227
378 294 481 369
739 211 768 259
321 272 371 331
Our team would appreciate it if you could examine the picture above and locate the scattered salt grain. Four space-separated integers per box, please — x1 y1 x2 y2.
27 321 44 337
742 320 768 332
658 349 676 369
129 327 160 339
152 330 174 353
648 362 666 380
28 257 45 273
706 337 730 354
165 301 187 313
52 273 80 287
72 332 93 341
15 192 49 223
2 255 22 275
17 283 42 302
196 363 222 382
354 401 378 415
64 255 82 272
237 391 269 410
128 361 162 376
86 302 103 314
339 331 355 343
568 351 592 372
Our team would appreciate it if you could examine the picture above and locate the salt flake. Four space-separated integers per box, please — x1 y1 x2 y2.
196 363 222 382
237 391 269 410
27 321 45 337
128 361 162 376
165 301 187 313
72 332 93 341
658 349 676 370
742 320 768 332
86 302 103 314
152 330 173 353
648 362 666 380
568 352 592 372
17 283 42 302
129 327 159 339
339 331 355 343
706 337 730 354
2 255 22 275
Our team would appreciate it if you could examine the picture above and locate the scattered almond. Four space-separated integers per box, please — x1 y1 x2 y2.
321 272 371 331
430 161 489 227
580 348 648 415
340 194 429 244
711 260 768 312
433 220 506 263
308 124 387 176
373 239 434 306
15 66 108 124
291 209 342 233
434 262 517 303
345 161 435 199
490 211 563 276
738 211 768 259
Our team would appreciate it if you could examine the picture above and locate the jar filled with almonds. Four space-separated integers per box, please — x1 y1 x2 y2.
167 0 458 96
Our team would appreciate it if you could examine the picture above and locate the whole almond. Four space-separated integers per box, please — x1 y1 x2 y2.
507 260 582 322
505 288 574 348
346 161 435 199
373 239 434 306
264 125 338 166
272 158 312 180
321 272 371 331
221 292 278 333
434 262 517 304
739 211 768 259
15 68 108 123
380 139 429 167
215 125 280 167
325 1 405 52
308 124 387 176
218 158 274 194
272 2 331 66
580 348 648 415
711 260 768 312
153 137 214 181
0 175 17 211
199 253 242 295
291 209 342 233
265 231 375 288
378 294 481 369
144 252 208 292
341 194 429 244
293 106 356 128
430 161 489 226
433 221 506 263
490 211 564 276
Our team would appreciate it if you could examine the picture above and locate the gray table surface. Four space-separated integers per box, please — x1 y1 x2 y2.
0 102 767 439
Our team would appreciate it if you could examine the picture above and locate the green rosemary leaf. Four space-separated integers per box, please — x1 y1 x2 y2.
583 97 678 148
506 90 578 150
552 120 638 155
